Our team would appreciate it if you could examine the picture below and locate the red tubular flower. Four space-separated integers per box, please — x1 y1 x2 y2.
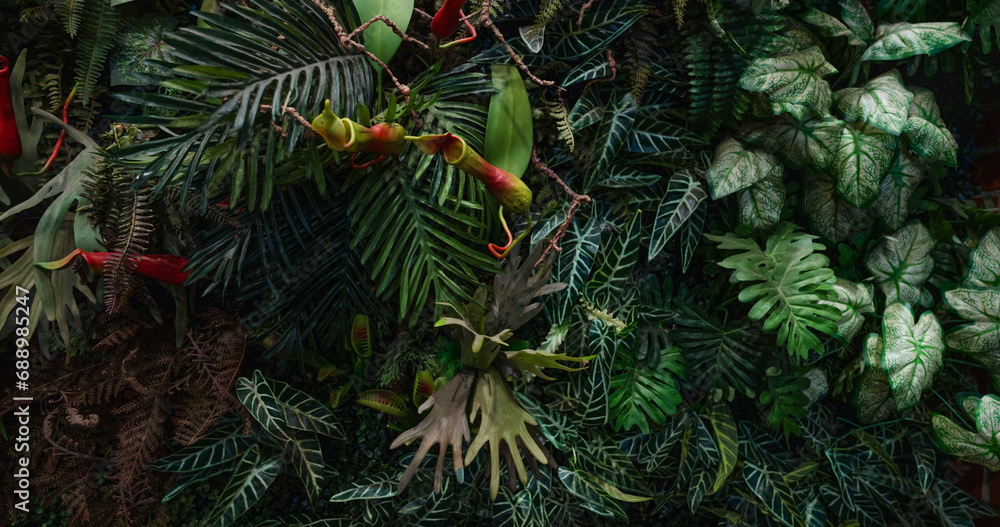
431 0 468 38
36 249 192 286
0 55 22 164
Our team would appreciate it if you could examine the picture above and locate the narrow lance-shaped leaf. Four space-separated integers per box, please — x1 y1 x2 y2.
680 200 707 273
861 22 971 62
584 91 636 192
834 69 914 135
832 124 898 208
865 222 934 306
743 460 804 527
236 371 291 442
204 447 281 527
485 65 532 178
738 46 838 121
881 303 943 411
649 171 707 260
587 211 642 309
709 403 738 494
705 139 783 200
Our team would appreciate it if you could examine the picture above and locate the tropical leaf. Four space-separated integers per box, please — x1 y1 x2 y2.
818 278 876 341
901 86 959 167
545 6 649 60
709 403 738 493
75 0 120 101
514 391 580 452
705 139 784 200
800 8 866 46
269 378 344 440
551 213 605 322
803 169 864 243
705 223 839 359
328 474 398 502
834 69 914 135
854 333 897 425
738 46 838 120
873 149 925 230
679 200 707 273
832 124 898 208
881 303 943 411
485 65 532 177
968 0 1000 53
944 287 1000 355
596 167 662 188
572 320 617 427
686 416 719 512
743 460 804 527
649 171 707 259
562 50 615 86
556 467 622 518
865 222 934 305
737 175 785 231
204 447 281 527
353 0 412 64
861 22 971 61
586 211 641 309
285 430 325 506
584 91 637 192
150 423 254 473
673 304 763 399
236 371 291 442
965 228 1000 287
351 314 372 358
609 346 683 434
626 111 704 154
840 0 874 44
739 115 844 171
931 394 1000 470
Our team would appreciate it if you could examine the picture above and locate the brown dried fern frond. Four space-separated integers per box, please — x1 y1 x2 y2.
626 16 656 101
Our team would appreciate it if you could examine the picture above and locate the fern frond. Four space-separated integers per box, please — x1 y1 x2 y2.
74 0 119 101
626 16 656 101
61 0 86 37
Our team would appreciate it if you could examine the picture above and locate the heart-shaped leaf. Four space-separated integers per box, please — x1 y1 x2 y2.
738 47 838 121
706 139 784 199
881 303 943 411
901 86 959 167
803 169 864 243
966 228 1000 287
819 278 875 341
853 333 897 424
873 148 926 230
944 287 1000 355
834 70 914 135
738 176 786 231
861 22 971 61
801 8 867 46
832 124 898 208
865 222 934 305
740 116 844 171
932 394 1000 470
840 0 874 44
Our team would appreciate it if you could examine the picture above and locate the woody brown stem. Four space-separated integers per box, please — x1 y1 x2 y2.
348 15 431 50
530 150 591 267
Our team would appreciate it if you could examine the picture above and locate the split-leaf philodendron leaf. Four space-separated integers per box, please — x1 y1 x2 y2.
738 46 838 121
705 139 783 200
881 303 943 411
834 69 914 135
932 394 1000 470
865 222 934 306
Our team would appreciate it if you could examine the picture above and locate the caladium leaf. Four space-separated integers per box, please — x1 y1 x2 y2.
865 222 934 305
585 91 636 192
840 0 874 45
649 171 707 259
803 169 864 243
738 46 838 121
738 176 785 231
740 115 844 171
705 139 783 199
902 86 959 167
881 303 943 411
832 124 898 208
873 148 926 230
931 394 1000 470
861 22 971 62
853 333 896 424
834 70 914 135
944 287 1000 355
819 278 875 341
965 228 1000 287
801 8 867 46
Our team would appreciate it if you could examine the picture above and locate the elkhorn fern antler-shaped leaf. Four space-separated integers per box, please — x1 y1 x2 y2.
390 369 474 494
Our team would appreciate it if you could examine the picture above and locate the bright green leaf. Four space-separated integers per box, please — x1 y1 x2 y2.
485 65 532 178
353 0 413 65
819 278 875 341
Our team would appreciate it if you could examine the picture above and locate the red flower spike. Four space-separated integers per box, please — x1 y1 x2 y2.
431 0 468 38
0 55 22 165
36 249 192 286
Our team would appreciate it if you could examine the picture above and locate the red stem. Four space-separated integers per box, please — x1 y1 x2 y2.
40 86 76 173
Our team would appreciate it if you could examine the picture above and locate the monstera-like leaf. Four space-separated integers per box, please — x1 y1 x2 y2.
740 115 844 171
705 139 784 199
881 303 943 411
737 176 786 231
834 70 913 135
861 22 971 62
738 46 838 120
873 149 926 230
465 368 549 500
865 222 934 305
965 228 1000 287
705 223 839 359
802 169 864 243
932 394 1000 470
854 333 897 424
902 86 959 167
944 288 1000 355
818 278 875 341
832 123 898 208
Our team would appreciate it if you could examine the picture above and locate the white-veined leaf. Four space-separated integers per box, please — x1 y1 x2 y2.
881 303 943 410
861 22 971 61
832 124 898 208
585 91 636 192
649 171 707 259
834 69 913 135
840 0 874 44
854 333 896 424
818 278 875 341
738 46 838 120
932 394 1000 470
865 222 934 305
737 176 785 231
803 169 864 243
740 115 844 171
944 287 1000 355
873 148 925 230
902 86 959 167
705 139 783 199
965 228 1000 287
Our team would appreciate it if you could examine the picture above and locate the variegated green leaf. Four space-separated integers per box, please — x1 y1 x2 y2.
834 70 914 135
801 8 866 46
573 320 617 427
562 50 614 86
628 112 704 154
818 278 875 341
743 460 804 527
638 412 690 471
944 287 1000 355
556 467 621 518
840 0 874 44
737 176 785 231
709 403 738 494
587 211 641 308
705 139 783 199
914 448 935 494
965 228 1000 287
585 91 636 192
803 169 864 243
649 171 707 259
285 431 325 506
931 394 1000 470
553 214 604 321
865 222 934 305
873 149 925 230
832 124 898 208
329 474 398 502
546 6 648 60
236 371 291 442
568 88 604 131
861 22 972 61
881 303 943 411
205 446 281 527
269 378 343 440
740 116 844 171
687 416 719 512
854 333 896 424
150 424 254 473
738 46 838 120
902 86 959 167
597 167 661 188
680 200 707 273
